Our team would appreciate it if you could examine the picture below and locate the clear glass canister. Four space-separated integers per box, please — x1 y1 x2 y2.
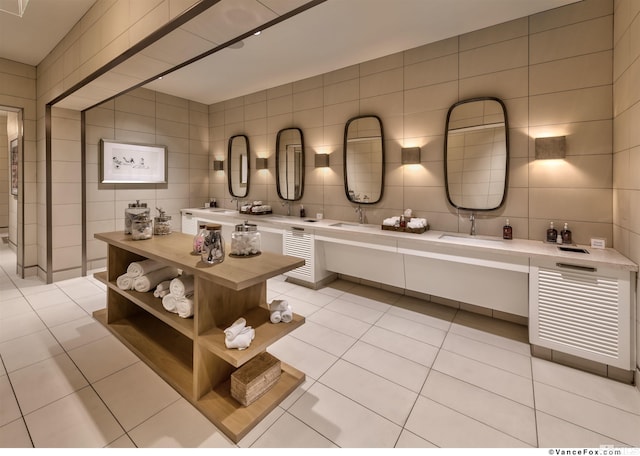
193 223 207 254
131 215 153 240
125 200 149 234
153 207 171 235
201 223 225 264
230 221 261 257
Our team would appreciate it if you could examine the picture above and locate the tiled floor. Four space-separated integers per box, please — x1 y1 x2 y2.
1 240 639 448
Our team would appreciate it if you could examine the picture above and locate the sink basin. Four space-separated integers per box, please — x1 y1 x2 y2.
439 233 504 245
203 208 237 215
330 222 376 230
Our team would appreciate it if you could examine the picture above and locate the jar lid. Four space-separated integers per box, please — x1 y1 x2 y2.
235 221 257 232
206 223 222 230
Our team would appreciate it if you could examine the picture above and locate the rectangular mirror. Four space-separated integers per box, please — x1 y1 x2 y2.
228 134 250 198
444 97 508 211
344 115 384 204
276 127 304 201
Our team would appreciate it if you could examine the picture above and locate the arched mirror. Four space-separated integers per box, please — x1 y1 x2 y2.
228 134 250 198
444 97 508 211
276 127 304 201
343 115 384 204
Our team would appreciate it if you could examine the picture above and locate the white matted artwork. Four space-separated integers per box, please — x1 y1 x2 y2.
100 139 168 184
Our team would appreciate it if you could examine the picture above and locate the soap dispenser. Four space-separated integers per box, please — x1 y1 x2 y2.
561 223 572 244
299 205 306 218
546 221 557 243
503 219 513 240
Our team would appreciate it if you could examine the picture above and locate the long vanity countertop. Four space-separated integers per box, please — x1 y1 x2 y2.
181 208 639 272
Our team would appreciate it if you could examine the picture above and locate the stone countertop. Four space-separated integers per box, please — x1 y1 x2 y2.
181 208 638 272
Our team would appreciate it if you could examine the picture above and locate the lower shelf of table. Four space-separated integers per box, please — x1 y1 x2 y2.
93 308 305 443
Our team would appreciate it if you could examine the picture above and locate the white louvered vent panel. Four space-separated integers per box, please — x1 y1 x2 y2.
284 229 313 280
537 267 619 358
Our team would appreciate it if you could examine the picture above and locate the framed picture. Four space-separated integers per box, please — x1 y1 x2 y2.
99 139 168 184
10 138 18 196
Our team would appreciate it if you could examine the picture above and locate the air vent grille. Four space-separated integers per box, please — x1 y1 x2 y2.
284 230 312 279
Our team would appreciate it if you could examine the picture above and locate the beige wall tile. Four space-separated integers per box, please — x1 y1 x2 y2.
404 54 457 90
530 50 612 96
460 37 528 78
460 18 528 51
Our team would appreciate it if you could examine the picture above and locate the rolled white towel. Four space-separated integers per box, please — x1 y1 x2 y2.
170 275 195 298
270 311 282 324
269 300 289 312
225 326 255 350
281 302 293 323
224 318 247 341
162 294 179 313
134 267 180 293
126 259 166 277
153 280 172 298
407 218 427 229
383 216 400 226
154 289 170 298
176 295 194 318
116 274 135 290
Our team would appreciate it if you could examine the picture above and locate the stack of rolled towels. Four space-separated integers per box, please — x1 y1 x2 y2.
268 300 292 324
407 217 428 229
224 317 255 350
161 274 195 318
116 259 179 293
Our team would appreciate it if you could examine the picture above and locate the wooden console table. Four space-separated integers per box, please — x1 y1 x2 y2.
93 231 305 442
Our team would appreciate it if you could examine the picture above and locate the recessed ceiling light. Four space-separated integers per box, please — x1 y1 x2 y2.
229 41 244 50
253 31 261 36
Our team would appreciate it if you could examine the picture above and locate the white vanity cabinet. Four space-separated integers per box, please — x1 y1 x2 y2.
399 240 530 317
283 226 333 286
529 257 635 370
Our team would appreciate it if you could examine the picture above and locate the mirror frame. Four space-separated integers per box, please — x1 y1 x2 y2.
227 134 250 198
276 127 305 201
343 114 385 205
443 96 509 212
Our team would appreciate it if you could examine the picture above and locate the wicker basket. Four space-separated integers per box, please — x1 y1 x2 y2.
231 352 281 406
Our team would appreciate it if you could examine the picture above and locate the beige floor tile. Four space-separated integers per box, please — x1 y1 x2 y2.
536 411 627 448
391 295 458 329
0 296 31 320
433 349 534 407
267 335 337 380
289 382 402 448
289 320 357 357
307 307 372 339
324 297 386 323
0 311 47 343
319 359 418 425
405 396 531 448
342 340 430 392
421 370 537 445
282 285 337 307
128 399 235 448
450 310 530 355
395 429 438 448
534 381 640 446
67 334 139 383
0 419 33 448
360 325 440 367
106 434 137 448
375 313 447 348
34 301 88 328
0 375 21 426
48 315 110 351
93 361 181 431
0 329 64 373
238 406 286 448
24 386 124 448
9 353 88 414
251 412 338 448
24 288 73 310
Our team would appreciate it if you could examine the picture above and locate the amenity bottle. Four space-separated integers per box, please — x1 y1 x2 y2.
546 221 557 243
503 219 512 240
561 223 572 245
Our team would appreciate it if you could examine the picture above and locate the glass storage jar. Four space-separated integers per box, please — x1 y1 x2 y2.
131 215 153 240
153 207 172 235
192 223 207 254
125 200 149 234
230 221 261 257
201 223 225 264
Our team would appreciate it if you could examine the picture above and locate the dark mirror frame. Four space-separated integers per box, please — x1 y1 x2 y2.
276 127 305 201
444 96 509 212
227 134 250 198
343 114 385 205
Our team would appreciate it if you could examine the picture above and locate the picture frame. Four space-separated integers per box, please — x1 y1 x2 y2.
99 139 168 184
10 138 18 196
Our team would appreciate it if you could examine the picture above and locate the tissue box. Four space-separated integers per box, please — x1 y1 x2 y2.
231 352 281 406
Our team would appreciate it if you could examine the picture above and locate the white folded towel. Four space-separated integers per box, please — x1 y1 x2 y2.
126 259 166 277
170 275 195 298
224 318 247 340
269 300 289 312
176 295 194 318
153 280 172 298
268 300 292 324
407 218 427 229
162 294 179 313
133 267 180 293
383 216 400 226
281 303 293 323
225 326 255 350
116 274 135 290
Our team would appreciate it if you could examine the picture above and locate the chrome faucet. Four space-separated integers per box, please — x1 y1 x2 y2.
355 205 365 224
281 201 291 216
230 198 240 211
469 213 476 236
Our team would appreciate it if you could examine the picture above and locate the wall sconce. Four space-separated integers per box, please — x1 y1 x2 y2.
401 147 421 165
213 160 224 171
535 136 566 160
315 154 330 168
256 157 268 169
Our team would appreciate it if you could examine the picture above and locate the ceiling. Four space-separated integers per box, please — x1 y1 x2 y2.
0 0 580 110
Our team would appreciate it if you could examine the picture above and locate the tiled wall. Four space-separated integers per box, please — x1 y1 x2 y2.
37 0 200 280
611 0 640 379
209 0 614 247
83 88 209 271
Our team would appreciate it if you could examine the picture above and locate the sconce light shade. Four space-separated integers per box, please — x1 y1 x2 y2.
213 160 224 171
401 147 421 165
535 136 566 160
315 153 330 168
256 157 268 169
